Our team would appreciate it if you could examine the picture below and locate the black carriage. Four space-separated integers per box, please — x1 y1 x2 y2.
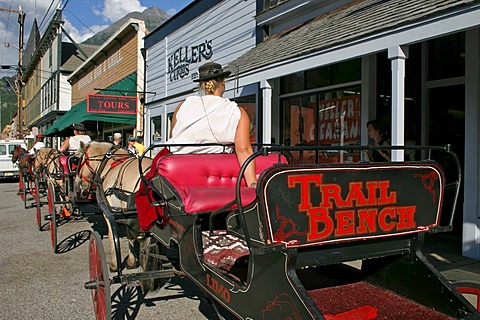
86 144 480 319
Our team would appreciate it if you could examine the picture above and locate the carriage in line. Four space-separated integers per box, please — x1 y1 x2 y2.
81 142 480 320
12 145 52 230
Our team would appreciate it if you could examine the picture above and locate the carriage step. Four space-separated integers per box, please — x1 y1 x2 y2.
25 203 37 209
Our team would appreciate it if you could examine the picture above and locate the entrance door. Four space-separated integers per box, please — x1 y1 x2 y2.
428 84 465 232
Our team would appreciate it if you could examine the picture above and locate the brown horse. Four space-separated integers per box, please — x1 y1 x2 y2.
75 141 153 272
12 145 34 194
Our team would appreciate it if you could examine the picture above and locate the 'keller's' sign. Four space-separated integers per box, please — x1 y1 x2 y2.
87 94 137 114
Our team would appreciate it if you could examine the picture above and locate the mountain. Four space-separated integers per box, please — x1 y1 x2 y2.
82 6 171 46
0 76 19 129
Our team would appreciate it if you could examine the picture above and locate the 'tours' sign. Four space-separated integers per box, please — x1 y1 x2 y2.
87 94 137 114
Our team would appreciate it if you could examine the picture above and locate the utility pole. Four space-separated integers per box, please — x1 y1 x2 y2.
0 6 25 138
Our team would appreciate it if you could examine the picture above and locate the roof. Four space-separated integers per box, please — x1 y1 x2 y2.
228 0 480 75
61 43 99 72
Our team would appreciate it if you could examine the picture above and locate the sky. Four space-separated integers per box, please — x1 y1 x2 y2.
0 0 194 76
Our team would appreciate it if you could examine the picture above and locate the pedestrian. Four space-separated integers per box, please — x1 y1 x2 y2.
29 133 45 155
364 119 391 162
168 61 257 188
59 123 91 153
113 132 122 146
127 136 138 155
134 136 146 155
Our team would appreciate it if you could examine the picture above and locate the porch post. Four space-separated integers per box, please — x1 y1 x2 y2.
261 80 272 144
463 28 480 259
388 45 409 161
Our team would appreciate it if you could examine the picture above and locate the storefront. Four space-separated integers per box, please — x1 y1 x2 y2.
144 0 480 259
46 18 146 146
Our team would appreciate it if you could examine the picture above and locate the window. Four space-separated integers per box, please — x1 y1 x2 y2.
0 145 6 155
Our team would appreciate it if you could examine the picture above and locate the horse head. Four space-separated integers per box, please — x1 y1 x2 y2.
34 147 61 176
11 145 27 164
74 141 114 197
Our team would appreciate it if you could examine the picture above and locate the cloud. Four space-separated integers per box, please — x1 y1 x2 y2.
62 19 109 43
100 0 147 22
166 9 177 16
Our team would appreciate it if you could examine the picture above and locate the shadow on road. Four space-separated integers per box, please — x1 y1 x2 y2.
56 230 91 254
109 276 235 320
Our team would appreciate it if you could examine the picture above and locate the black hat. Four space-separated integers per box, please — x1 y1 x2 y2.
128 136 135 141
192 62 231 82
72 123 85 131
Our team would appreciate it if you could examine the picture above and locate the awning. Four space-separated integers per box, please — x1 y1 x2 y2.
44 102 136 136
45 73 137 136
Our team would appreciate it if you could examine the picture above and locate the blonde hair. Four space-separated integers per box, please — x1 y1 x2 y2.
199 78 224 94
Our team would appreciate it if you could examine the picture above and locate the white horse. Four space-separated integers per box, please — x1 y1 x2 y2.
75 141 153 272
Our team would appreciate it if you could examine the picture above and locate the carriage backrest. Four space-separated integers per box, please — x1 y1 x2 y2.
258 162 445 248
156 153 287 188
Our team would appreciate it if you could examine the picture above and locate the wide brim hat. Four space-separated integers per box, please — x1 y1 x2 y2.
192 62 231 82
72 123 85 131
127 136 135 141
113 133 122 139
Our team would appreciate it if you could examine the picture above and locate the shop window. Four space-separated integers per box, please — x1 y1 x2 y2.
281 59 361 94
151 116 162 144
427 33 465 81
331 58 361 85
281 95 317 163
281 87 361 164
305 66 331 89
281 72 305 94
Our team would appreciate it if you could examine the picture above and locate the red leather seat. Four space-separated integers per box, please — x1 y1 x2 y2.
157 153 286 214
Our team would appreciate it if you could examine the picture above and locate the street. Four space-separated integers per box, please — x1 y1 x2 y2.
0 179 223 320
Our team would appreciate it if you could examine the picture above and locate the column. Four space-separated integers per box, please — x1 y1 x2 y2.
388 45 409 161
261 80 272 144
463 28 480 259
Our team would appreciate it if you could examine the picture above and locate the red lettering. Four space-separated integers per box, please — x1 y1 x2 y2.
335 210 355 237
378 207 396 232
320 183 346 209
356 208 378 234
397 206 416 230
306 207 334 242
378 180 396 205
288 174 323 211
345 182 367 207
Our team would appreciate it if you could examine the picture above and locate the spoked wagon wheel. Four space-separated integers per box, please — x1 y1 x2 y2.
34 174 44 230
86 231 111 320
47 180 59 253
453 280 480 312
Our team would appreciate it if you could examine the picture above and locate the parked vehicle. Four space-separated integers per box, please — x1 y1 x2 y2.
0 139 27 179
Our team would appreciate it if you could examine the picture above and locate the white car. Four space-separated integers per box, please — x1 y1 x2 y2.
0 139 27 179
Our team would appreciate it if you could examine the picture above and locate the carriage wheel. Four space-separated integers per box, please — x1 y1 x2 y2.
34 176 43 230
453 280 480 312
47 180 59 253
87 231 111 320
18 177 24 200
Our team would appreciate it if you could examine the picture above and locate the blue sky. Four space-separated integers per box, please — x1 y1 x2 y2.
0 0 194 75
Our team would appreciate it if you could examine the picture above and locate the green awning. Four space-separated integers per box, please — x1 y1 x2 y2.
45 73 138 136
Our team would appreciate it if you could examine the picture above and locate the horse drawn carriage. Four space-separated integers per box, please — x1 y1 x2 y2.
82 142 480 320
12 145 51 230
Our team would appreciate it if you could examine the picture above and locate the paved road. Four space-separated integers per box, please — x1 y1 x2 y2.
0 180 224 320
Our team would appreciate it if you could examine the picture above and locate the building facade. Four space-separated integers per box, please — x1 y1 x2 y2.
144 0 480 259
46 18 147 143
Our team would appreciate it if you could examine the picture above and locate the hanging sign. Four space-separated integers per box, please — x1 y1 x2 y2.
87 94 137 114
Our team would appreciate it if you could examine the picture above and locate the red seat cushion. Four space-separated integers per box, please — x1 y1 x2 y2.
180 186 256 213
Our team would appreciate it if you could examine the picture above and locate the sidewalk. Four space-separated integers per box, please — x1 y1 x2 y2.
423 233 480 282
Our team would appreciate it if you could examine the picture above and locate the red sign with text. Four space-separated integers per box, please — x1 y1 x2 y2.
87 94 137 114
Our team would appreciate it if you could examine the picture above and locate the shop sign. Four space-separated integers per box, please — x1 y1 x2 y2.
87 94 137 114
167 40 213 82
